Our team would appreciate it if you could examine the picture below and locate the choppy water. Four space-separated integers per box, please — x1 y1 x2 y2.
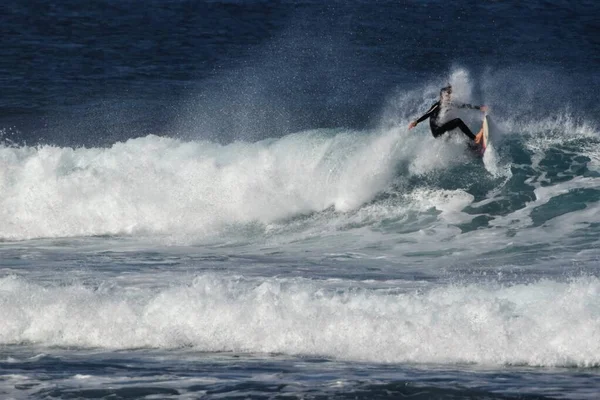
1 0 600 399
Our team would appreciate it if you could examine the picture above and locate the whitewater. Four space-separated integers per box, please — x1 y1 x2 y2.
2 273 600 367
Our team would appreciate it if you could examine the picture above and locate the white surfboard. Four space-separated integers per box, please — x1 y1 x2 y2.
481 115 489 155
474 115 489 157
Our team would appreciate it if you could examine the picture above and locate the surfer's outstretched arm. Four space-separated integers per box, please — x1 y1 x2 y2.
456 102 488 112
408 102 439 129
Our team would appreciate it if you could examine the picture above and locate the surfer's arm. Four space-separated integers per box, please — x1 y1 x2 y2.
409 103 438 129
456 102 479 110
456 102 488 112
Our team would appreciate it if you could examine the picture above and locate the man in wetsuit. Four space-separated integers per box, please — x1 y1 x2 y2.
408 85 488 143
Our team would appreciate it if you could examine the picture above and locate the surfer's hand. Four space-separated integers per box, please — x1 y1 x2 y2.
480 105 489 112
408 121 417 130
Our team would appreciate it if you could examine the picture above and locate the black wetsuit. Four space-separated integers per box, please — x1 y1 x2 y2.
415 101 481 140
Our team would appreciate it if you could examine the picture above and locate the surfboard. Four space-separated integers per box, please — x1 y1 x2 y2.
481 115 489 155
474 115 489 156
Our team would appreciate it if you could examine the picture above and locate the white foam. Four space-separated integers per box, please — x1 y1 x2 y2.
405 188 473 224
0 129 403 241
1 274 599 367
408 135 471 176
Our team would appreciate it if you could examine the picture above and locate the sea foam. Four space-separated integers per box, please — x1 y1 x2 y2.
1 274 599 367
0 129 401 241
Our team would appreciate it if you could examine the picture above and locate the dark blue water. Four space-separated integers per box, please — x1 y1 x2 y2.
2 0 598 146
2 1 600 399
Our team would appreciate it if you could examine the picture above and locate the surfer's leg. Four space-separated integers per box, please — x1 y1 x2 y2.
436 118 476 140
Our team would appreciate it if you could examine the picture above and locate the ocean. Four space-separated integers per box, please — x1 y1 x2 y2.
1 0 600 398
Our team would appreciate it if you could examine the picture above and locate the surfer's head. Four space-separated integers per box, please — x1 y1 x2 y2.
440 85 452 101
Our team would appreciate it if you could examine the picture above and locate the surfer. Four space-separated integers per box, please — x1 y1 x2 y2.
408 85 488 144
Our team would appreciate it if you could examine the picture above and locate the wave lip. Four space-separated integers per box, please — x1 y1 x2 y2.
1 274 599 368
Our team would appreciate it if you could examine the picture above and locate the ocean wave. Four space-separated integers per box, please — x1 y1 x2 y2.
1 274 599 367
1 68 599 244
0 130 401 240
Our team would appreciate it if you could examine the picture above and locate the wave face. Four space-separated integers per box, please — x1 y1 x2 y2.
1 274 599 367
